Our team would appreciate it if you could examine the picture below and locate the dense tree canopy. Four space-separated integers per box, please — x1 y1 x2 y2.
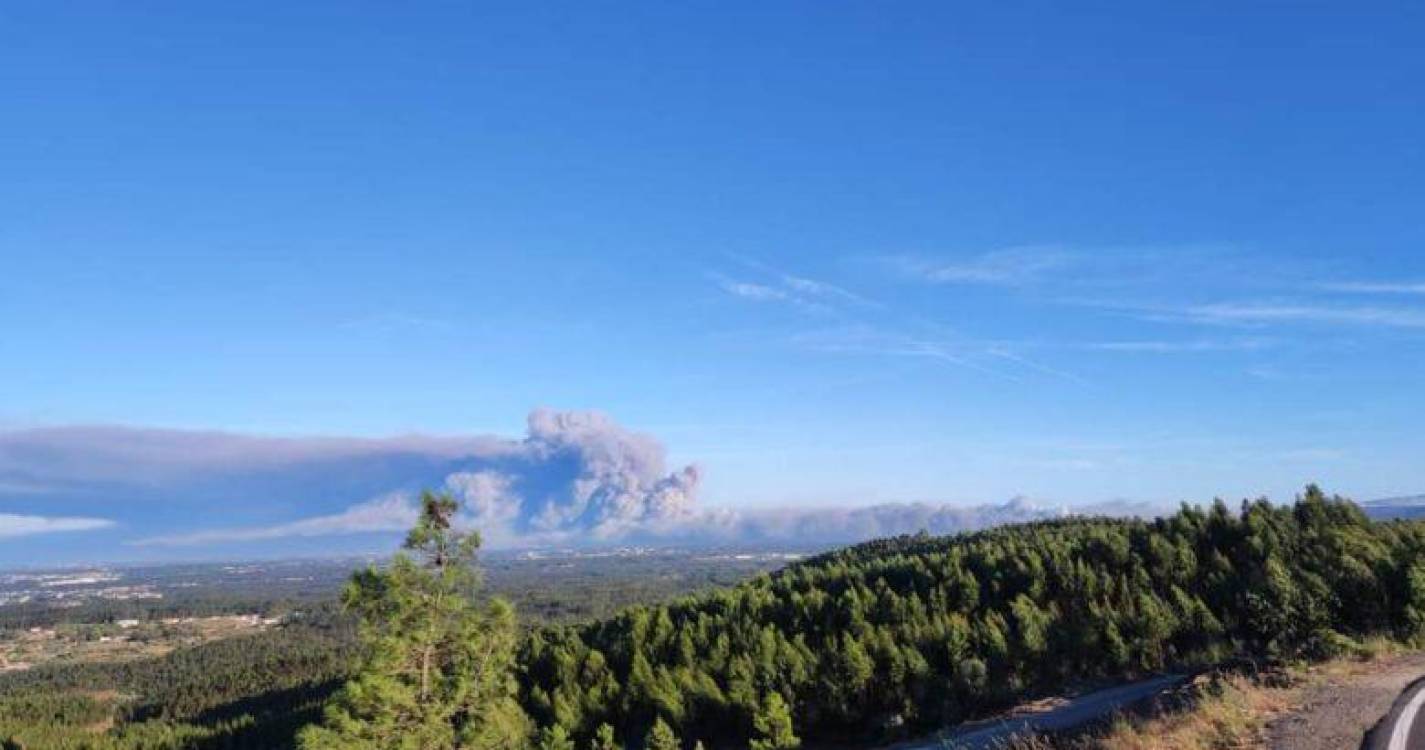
0 617 354 749
520 488 1425 748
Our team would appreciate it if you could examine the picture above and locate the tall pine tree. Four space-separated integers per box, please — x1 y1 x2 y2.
299 491 531 750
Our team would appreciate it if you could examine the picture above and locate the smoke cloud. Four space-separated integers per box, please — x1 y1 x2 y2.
7 410 1140 552
126 409 707 547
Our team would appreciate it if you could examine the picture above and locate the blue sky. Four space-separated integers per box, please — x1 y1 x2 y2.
3 2 1424 563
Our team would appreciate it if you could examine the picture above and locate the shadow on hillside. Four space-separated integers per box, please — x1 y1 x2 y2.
187 680 342 750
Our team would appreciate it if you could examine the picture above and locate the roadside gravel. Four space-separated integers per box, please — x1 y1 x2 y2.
1269 652 1425 750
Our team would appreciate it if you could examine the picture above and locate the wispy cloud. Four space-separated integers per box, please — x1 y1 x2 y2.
891 246 1072 285
780 273 870 305
0 478 59 495
793 325 1003 375
0 513 114 539
1245 365 1287 381
716 277 791 302
714 274 831 313
984 347 1088 384
1033 458 1104 471
889 245 1368 313
1174 303 1425 329
716 255 1092 383
792 325 1088 383
711 260 874 315
1320 281 1425 295
1083 337 1274 353
727 256 876 307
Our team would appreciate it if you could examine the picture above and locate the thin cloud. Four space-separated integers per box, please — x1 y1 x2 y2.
985 348 1087 384
888 245 1332 308
711 265 869 315
1177 303 1425 329
0 478 59 495
715 277 790 302
1034 458 1103 471
892 246 1072 285
1084 337 1274 353
1320 281 1425 295
1245 365 1287 381
718 255 1100 384
792 325 1022 381
0 513 114 539
780 273 872 306
727 255 877 308
717 254 1084 384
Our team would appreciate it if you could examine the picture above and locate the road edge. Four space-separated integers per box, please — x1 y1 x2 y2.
1361 674 1425 750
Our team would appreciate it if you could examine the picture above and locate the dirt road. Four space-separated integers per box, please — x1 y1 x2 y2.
1364 673 1425 750
882 674 1188 750
1269 652 1425 750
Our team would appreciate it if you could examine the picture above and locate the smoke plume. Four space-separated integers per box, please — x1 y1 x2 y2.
4 410 1136 552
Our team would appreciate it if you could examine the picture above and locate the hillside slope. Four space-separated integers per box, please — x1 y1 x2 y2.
520 488 1425 749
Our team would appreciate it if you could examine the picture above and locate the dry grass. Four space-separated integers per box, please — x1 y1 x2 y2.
1073 638 1408 750
988 675 1291 750
962 640 1415 750
1088 675 1292 750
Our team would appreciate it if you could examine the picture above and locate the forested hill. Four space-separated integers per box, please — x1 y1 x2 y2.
521 488 1425 749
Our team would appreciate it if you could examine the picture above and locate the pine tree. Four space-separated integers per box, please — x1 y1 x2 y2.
644 717 680 750
749 692 800 750
298 491 531 750
1404 562 1425 640
538 725 576 750
590 723 620 750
